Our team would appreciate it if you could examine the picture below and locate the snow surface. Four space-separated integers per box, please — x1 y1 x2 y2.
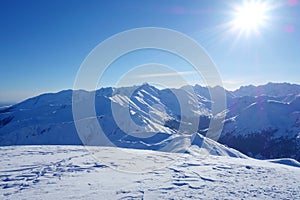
0 146 299 199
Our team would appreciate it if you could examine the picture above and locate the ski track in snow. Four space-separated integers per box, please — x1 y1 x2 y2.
0 146 300 199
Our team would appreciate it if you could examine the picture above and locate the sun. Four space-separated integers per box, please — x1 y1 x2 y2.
232 1 269 34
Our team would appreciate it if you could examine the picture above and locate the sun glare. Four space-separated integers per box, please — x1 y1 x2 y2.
232 1 269 34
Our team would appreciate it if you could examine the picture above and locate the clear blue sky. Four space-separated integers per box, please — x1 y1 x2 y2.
0 0 299 102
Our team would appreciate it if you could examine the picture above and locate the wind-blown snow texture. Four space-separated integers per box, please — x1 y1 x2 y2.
0 146 299 199
0 82 300 161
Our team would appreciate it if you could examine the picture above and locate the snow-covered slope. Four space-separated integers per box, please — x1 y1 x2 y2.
1 83 300 161
1 146 299 199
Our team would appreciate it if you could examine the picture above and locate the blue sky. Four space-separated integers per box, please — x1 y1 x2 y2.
0 0 299 102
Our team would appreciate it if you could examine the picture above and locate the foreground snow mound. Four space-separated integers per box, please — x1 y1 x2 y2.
268 158 300 168
0 146 299 199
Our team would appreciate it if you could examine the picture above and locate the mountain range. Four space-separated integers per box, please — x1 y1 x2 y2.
1 82 300 161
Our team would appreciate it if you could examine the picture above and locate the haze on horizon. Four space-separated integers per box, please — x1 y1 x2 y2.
0 0 299 102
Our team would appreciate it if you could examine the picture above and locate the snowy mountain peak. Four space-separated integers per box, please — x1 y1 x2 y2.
233 82 300 97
